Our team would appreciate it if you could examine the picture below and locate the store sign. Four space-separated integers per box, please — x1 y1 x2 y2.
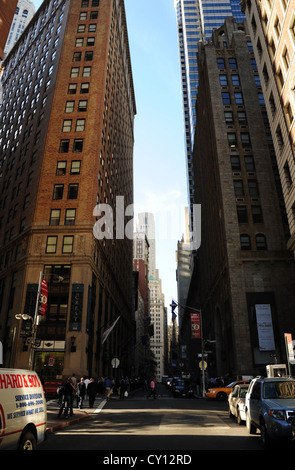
69 284 84 331
255 304 275 351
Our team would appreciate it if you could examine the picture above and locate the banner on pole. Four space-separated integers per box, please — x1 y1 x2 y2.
40 278 48 316
191 313 201 339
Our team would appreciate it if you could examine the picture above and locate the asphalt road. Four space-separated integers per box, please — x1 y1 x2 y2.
37 384 264 454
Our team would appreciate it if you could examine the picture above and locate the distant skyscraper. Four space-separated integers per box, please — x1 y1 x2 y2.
4 0 35 58
174 0 245 215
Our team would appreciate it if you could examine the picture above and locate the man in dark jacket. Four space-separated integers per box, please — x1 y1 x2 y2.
77 377 86 409
58 377 75 417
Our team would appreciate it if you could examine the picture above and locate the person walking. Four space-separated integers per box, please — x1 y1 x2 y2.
58 377 75 418
77 377 86 409
119 377 127 400
147 378 156 399
104 376 113 401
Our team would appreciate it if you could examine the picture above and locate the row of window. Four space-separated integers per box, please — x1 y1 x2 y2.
46 235 74 254
50 209 76 226
53 183 79 200
240 233 267 251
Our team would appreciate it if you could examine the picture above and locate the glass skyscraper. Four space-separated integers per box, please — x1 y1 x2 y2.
174 0 245 213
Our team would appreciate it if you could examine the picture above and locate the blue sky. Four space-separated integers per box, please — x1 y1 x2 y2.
32 0 188 311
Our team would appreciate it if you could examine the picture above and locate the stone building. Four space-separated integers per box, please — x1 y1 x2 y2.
185 18 295 378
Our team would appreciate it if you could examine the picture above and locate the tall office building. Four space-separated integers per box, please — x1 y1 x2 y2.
241 1 295 255
4 0 35 59
174 0 245 216
0 0 18 60
189 18 295 378
0 0 136 381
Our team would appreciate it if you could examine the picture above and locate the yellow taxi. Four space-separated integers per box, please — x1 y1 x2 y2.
205 380 249 401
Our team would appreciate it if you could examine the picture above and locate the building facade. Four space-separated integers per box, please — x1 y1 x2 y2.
188 18 295 379
4 0 35 59
174 0 245 220
0 0 136 381
241 0 295 255
0 0 18 60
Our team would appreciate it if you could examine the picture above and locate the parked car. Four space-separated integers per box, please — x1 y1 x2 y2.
172 379 194 398
245 376 295 448
205 380 249 401
228 384 249 424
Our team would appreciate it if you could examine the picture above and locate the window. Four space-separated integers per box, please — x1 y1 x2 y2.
67 183 79 199
237 206 248 224
234 92 243 104
53 184 64 200
65 101 75 112
92 0 99 6
75 38 84 47
88 24 97 32
62 236 74 254
254 75 261 87
258 93 265 105
240 234 251 250
231 155 241 170
90 11 98 19
244 155 255 171
234 180 244 197
285 102 294 126
217 58 225 69
70 67 79 78
62 119 72 132
78 100 87 112
231 74 240 86
65 209 76 225
225 111 233 123
73 52 82 62
50 209 61 226
237 111 247 123
229 58 237 69
80 12 87 20
219 74 228 86
252 206 263 223
276 125 284 150
73 139 83 152
222 92 231 104
59 139 70 153
84 51 93 61
256 234 267 250
76 118 86 131
228 133 237 147
80 82 89 93
77 24 86 33
82 66 91 77
283 47 290 69
68 83 77 94
46 236 58 253
56 161 67 176
86 37 95 46
70 161 81 174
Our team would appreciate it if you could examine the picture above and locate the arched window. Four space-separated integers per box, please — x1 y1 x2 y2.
22 9 28 18
256 233 267 250
240 234 251 250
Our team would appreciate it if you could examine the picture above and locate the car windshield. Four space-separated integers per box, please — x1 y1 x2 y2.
263 381 295 399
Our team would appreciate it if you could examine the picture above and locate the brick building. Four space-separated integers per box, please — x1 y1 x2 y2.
183 18 295 379
0 0 136 380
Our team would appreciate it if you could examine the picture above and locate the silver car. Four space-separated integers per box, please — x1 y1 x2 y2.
228 384 249 425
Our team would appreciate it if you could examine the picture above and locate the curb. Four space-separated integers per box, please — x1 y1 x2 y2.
46 411 90 433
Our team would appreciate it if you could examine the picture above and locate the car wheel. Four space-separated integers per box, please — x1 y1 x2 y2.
18 431 37 450
246 412 256 434
260 419 271 449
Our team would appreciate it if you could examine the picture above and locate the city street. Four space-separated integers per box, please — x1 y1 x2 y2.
38 384 263 452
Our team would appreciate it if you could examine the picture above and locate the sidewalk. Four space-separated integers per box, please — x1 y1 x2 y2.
46 407 91 433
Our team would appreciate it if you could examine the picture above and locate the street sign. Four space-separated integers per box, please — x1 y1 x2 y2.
199 360 207 370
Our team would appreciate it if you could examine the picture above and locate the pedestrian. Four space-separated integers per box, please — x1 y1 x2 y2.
77 377 86 409
57 381 65 406
58 377 75 418
87 378 96 408
147 378 156 399
119 377 127 400
104 376 113 401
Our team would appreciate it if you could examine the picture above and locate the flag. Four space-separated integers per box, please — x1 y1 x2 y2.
39 278 48 316
171 300 177 322
101 316 120 344
191 313 201 339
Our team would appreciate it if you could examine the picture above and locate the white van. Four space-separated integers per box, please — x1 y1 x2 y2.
0 369 47 450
